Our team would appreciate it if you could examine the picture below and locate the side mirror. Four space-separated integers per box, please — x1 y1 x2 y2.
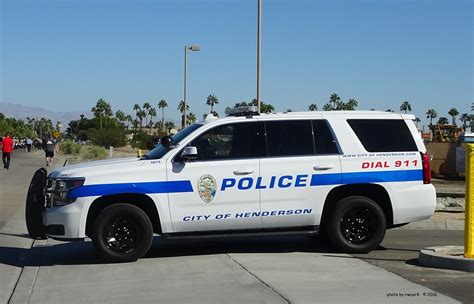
160 136 174 148
180 146 198 162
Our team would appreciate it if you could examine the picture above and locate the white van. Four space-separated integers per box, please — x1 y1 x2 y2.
26 109 436 262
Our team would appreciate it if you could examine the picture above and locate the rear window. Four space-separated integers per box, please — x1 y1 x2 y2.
347 119 417 152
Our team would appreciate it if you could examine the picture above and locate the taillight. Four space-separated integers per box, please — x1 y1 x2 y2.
421 152 431 184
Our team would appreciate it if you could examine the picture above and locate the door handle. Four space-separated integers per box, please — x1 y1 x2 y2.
233 169 254 175
313 165 335 171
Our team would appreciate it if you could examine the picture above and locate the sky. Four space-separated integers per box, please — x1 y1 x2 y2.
0 0 472 126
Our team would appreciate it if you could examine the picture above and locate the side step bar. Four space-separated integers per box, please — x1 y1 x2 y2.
162 226 319 240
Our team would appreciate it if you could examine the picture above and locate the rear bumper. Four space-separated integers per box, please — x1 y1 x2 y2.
392 183 436 225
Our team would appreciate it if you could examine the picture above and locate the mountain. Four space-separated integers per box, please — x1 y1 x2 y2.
0 103 89 126
0 102 182 128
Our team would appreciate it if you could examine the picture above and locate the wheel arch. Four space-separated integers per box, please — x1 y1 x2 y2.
320 183 393 230
85 193 161 237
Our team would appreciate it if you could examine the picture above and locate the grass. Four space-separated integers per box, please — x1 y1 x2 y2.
83 145 108 160
58 142 140 164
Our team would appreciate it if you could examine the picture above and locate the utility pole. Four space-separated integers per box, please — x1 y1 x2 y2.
257 0 262 114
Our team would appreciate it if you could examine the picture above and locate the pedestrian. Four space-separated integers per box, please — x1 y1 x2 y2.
26 138 33 152
44 137 55 166
2 132 14 170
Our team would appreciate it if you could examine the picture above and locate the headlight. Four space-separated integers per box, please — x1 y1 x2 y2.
51 178 85 207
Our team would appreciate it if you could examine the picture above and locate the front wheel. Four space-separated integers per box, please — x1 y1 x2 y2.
327 196 386 253
92 204 153 262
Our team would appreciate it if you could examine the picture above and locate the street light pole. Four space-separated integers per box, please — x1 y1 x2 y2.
184 46 188 128
183 45 200 128
257 0 262 114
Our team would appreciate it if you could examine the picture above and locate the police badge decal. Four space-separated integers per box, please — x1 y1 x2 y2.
197 175 217 203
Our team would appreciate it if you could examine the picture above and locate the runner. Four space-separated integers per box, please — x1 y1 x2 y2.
44 137 55 166
2 132 14 170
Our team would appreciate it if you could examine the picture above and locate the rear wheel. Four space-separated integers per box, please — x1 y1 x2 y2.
327 196 386 253
92 204 153 262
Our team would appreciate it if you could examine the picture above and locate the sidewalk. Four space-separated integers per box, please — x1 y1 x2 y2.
399 212 465 231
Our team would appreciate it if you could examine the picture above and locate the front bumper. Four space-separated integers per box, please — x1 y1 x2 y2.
43 197 91 239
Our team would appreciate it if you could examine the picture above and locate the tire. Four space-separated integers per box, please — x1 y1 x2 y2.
25 168 47 239
91 203 153 262
327 196 386 253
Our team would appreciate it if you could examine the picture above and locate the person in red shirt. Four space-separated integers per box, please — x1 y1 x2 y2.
2 132 14 170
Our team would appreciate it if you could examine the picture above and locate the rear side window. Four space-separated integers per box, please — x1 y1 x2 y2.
347 119 417 152
265 120 314 157
313 120 338 155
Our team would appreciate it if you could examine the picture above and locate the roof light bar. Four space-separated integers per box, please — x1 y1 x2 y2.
225 106 260 117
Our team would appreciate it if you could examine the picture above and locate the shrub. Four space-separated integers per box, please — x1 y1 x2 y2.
130 130 156 149
60 141 81 155
84 145 108 160
88 128 127 148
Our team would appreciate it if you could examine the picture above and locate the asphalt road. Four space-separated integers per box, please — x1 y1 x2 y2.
1 150 471 303
353 229 473 304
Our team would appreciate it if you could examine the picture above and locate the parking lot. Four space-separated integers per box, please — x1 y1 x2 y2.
1 150 472 303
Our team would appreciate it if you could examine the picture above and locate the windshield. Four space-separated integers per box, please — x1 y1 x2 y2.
141 123 203 160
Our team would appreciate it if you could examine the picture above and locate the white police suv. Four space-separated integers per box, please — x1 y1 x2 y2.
25 108 435 262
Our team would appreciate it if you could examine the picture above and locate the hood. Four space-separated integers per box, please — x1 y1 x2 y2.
49 157 142 178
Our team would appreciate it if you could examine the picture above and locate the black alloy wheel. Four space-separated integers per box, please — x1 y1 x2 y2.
104 216 141 254
92 204 153 262
339 207 376 245
327 196 386 253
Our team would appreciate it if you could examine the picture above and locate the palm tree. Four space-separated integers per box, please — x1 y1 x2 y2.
415 117 421 128
132 119 139 130
329 93 341 110
448 107 459 125
308 104 317 111
400 101 411 113
137 110 146 129
249 98 274 114
234 101 248 108
158 99 168 127
115 110 126 126
91 98 112 130
148 107 157 133
142 102 151 128
126 114 133 129
164 121 175 133
323 104 332 111
426 109 438 125
178 100 190 128
133 104 141 126
143 102 151 110
206 95 219 113
460 113 471 130
344 98 358 110
186 112 197 125
437 117 449 125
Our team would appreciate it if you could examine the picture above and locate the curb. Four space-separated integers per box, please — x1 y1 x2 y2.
397 219 464 231
418 246 474 272
437 193 465 198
